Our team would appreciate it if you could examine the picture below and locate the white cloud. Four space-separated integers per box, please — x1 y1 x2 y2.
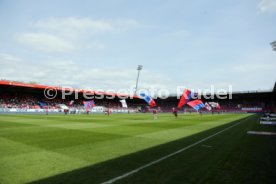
233 49 276 73
16 33 75 52
0 53 22 61
34 17 139 34
258 0 276 13
1 52 274 94
35 17 114 32
227 49 276 91
169 30 190 38
15 17 139 53
234 63 276 72
0 53 173 93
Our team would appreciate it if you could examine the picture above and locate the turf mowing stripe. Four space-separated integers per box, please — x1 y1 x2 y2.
101 115 253 184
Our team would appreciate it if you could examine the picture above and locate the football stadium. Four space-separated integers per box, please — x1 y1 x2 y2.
0 81 276 184
1 0 276 184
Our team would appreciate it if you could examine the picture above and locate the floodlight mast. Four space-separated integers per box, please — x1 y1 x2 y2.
270 40 276 51
135 65 143 95
271 41 276 109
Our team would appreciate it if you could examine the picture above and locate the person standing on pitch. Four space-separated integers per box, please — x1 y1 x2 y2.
172 107 178 118
45 106 48 115
152 109 158 120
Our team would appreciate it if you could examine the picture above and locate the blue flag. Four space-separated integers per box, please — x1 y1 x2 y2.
83 100 95 109
38 101 46 107
140 92 156 107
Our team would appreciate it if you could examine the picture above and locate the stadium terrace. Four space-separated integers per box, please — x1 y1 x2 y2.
0 79 276 184
0 80 275 114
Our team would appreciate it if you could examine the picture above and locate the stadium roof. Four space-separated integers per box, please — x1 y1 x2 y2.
1 80 275 98
0 80 140 98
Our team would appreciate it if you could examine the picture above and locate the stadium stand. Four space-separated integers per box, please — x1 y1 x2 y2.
0 80 143 113
154 82 276 113
0 80 275 114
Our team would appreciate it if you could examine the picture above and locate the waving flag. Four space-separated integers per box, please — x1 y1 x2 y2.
217 102 221 109
69 100 74 106
209 102 220 109
38 101 47 108
120 100 128 108
83 100 95 110
209 102 217 108
178 89 193 108
187 100 205 111
140 92 156 107
205 102 212 111
59 104 69 110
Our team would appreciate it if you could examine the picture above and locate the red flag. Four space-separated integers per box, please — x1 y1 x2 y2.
149 100 156 107
83 100 95 110
217 102 221 109
178 89 193 108
187 100 205 111
205 102 212 111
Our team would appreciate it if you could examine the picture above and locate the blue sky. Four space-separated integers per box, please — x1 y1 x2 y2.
0 0 276 93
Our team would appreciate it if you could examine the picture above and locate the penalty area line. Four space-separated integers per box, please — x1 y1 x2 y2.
101 116 251 184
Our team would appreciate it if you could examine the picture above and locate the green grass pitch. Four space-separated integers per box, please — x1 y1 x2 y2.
0 113 275 184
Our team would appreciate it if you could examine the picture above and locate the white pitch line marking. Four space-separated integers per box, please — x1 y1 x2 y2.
101 117 251 184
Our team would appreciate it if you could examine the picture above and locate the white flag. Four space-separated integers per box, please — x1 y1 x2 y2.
120 100 128 108
208 102 220 109
205 102 212 111
69 100 74 105
209 102 218 108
